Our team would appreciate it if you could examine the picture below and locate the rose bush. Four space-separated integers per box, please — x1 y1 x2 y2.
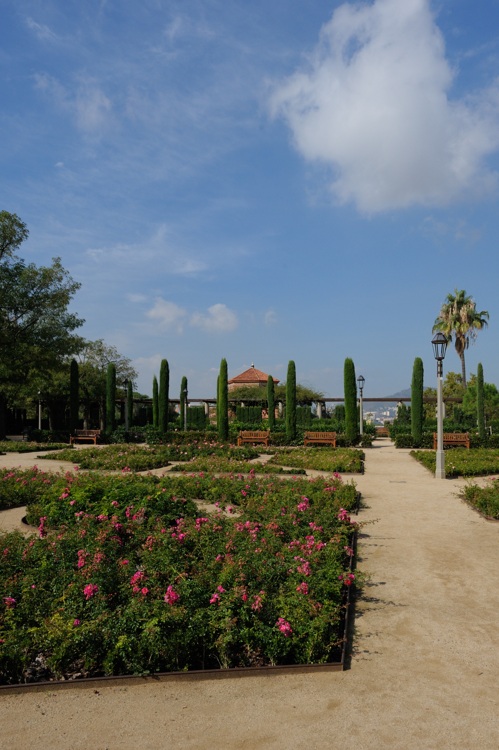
0 468 359 682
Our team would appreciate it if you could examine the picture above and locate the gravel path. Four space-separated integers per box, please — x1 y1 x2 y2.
1 441 499 749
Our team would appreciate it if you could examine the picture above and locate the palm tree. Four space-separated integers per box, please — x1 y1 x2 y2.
432 289 489 386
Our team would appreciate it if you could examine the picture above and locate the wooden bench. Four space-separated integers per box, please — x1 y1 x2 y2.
433 432 470 450
70 429 101 445
237 430 270 446
376 426 390 438
304 431 337 447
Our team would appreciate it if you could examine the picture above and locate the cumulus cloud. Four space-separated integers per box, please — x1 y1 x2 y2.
145 299 238 334
270 0 499 213
146 298 187 333
190 304 238 333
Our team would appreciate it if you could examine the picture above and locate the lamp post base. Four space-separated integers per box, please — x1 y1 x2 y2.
435 450 445 479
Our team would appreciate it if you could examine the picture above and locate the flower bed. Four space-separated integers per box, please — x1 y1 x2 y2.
43 443 261 471
0 468 359 683
460 481 499 520
0 441 68 454
411 448 499 477
267 447 364 473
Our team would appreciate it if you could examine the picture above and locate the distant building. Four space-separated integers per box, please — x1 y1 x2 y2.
228 363 279 392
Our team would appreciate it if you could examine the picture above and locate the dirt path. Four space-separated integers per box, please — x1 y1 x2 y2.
2 441 499 749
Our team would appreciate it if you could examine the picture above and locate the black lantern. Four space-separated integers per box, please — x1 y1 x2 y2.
431 332 448 361
357 374 365 394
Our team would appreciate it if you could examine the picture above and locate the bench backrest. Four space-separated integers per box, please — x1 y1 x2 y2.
239 431 269 437
75 429 100 436
304 432 337 438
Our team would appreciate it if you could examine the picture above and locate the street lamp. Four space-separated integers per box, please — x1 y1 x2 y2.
432 332 448 479
357 375 365 436
38 391 42 431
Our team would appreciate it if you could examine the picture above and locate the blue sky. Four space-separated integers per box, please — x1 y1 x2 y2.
2 0 499 399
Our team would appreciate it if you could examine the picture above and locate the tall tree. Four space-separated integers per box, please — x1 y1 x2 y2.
433 289 489 386
476 363 486 442
0 212 84 436
105 362 116 434
159 359 170 434
285 360 297 440
69 358 79 433
127 379 134 430
218 359 229 441
0 211 29 261
180 376 188 430
77 340 136 430
411 357 424 447
267 374 275 430
344 358 358 444
152 375 159 428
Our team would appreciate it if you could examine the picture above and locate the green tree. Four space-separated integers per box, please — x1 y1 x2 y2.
152 375 159 428
159 359 170 434
267 374 275 430
105 362 116 433
218 359 229 441
76 340 136 429
433 289 489 386
69 358 79 433
127 378 134 430
0 212 85 436
285 360 297 440
411 357 424 447
180 375 188 430
476 363 485 441
0 210 29 261
344 358 357 444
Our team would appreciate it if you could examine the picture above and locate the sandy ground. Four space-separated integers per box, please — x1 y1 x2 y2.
1 441 499 749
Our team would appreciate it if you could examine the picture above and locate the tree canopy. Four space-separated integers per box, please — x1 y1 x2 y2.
433 289 489 386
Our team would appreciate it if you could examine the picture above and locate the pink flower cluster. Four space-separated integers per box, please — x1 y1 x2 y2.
83 583 98 600
210 585 226 605
164 585 180 605
38 516 47 539
276 617 293 637
338 573 355 586
296 496 310 512
3 596 16 609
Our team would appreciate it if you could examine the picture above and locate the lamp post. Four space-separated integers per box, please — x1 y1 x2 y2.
357 375 365 436
38 391 42 431
432 332 448 479
183 383 188 431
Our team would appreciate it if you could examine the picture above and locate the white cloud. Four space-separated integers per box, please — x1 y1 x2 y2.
146 298 187 333
190 303 238 333
26 17 58 43
270 0 499 213
34 73 113 135
264 308 277 326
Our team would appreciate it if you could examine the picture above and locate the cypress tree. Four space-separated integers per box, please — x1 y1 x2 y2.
218 358 229 441
477 362 486 442
69 358 79 433
180 375 188 430
344 358 357 445
127 379 133 429
285 360 297 440
152 376 159 428
267 374 275 431
106 362 116 434
411 357 424 447
159 359 169 434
